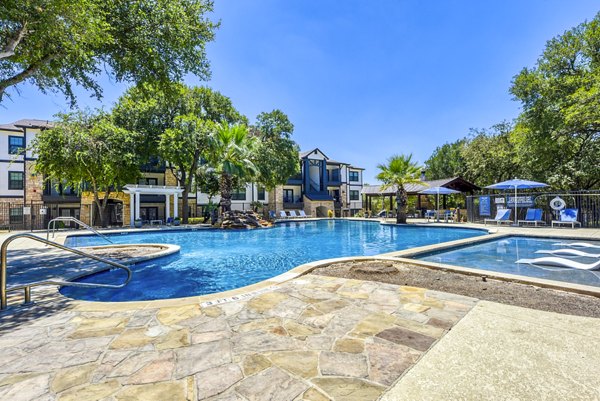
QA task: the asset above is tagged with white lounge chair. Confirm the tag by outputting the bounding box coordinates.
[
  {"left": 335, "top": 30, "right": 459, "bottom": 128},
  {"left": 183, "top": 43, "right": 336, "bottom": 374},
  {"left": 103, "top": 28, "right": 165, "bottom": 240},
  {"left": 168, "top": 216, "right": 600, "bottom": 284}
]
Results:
[
  {"left": 535, "top": 249, "right": 600, "bottom": 258},
  {"left": 516, "top": 257, "right": 600, "bottom": 271},
  {"left": 288, "top": 210, "right": 299, "bottom": 218},
  {"left": 553, "top": 242, "right": 600, "bottom": 249},
  {"left": 298, "top": 210, "right": 311, "bottom": 218},
  {"left": 484, "top": 209, "right": 512, "bottom": 225},
  {"left": 551, "top": 209, "right": 581, "bottom": 228},
  {"left": 279, "top": 210, "right": 288, "bottom": 219}
]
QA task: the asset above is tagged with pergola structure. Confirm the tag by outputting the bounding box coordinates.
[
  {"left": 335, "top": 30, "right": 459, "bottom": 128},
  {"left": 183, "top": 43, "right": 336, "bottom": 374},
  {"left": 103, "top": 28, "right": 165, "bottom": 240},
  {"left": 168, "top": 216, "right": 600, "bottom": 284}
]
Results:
[
  {"left": 361, "top": 177, "right": 480, "bottom": 214},
  {"left": 123, "top": 185, "right": 184, "bottom": 227}
]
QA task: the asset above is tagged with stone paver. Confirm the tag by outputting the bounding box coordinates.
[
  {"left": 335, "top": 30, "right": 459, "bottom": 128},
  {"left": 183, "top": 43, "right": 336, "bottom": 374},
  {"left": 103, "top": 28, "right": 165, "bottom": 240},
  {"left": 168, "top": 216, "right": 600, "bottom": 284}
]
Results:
[{"left": 0, "top": 274, "right": 475, "bottom": 400}]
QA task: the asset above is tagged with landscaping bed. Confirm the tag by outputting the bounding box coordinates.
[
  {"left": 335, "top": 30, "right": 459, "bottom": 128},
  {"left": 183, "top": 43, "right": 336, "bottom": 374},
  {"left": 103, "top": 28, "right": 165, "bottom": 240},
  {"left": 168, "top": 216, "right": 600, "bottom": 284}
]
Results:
[{"left": 312, "top": 260, "right": 600, "bottom": 318}]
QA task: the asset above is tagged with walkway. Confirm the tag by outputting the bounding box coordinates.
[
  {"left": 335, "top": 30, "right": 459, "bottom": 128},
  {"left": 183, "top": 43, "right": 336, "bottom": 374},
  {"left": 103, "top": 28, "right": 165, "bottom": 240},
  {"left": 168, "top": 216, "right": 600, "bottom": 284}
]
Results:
[{"left": 0, "top": 275, "right": 476, "bottom": 400}]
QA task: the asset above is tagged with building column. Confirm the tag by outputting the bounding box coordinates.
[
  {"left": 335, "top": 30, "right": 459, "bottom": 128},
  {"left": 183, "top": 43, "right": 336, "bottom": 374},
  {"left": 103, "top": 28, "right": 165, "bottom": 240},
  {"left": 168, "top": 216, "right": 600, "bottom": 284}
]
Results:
[
  {"left": 129, "top": 192, "right": 135, "bottom": 227},
  {"left": 174, "top": 192, "right": 179, "bottom": 218},
  {"left": 135, "top": 192, "right": 141, "bottom": 220},
  {"left": 165, "top": 193, "right": 170, "bottom": 221}
]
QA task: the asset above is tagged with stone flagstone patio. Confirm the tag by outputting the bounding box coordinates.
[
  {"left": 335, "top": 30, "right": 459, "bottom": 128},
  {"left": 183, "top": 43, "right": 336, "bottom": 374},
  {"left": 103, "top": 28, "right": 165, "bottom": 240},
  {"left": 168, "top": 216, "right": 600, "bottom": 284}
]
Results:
[{"left": 0, "top": 274, "right": 476, "bottom": 400}]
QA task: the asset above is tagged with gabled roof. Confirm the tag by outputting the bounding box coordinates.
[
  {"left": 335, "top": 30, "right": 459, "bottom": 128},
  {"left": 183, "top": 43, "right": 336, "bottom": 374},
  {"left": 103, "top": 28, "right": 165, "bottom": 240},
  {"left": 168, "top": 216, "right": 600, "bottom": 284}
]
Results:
[
  {"left": 299, "top": 148, "right": 329, "bottom": 160},
  {"left": 361, "top": 177, "right": 480, "bottom": 195}
]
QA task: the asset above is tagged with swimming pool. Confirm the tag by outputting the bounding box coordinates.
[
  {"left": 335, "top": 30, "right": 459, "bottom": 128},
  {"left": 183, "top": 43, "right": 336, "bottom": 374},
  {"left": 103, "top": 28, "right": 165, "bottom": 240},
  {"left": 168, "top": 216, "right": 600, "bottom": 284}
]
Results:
[
  {"left": 61, "top": 220, "right": 485, "bottom": 301},
  {"left": 416, "top": 236, "right": 600, "bottom": 287}
]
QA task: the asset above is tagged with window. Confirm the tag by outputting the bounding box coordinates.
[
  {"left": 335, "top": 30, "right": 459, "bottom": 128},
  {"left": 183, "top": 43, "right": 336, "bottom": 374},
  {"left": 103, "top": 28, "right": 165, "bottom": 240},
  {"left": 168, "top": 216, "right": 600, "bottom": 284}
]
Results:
[
  {"left": 8, "top": 171, "right": 24, "bottom": 190},
  {"left": 257, "top": 186, "right": 265, "bottom": 201},
  {"left": 349, "top": 171, "right": 359, "bottom": 182},
  {"left": 350, "top": 190, "right": 360, "bottom": 201},
  {"left": 283, "top": 189, "right": 294, "bottom": 203},
  {"left": 9, "top": 207, "right": 23, "bottom": 224},
  {"left": 231, "top": 188, "right": 246, "bottom": 201},
  {"left": 8, "top": 136, "right": 25, "bottom": 155},
  {"left": 138, "top": 177, "right": 158, "bottom": 185}
]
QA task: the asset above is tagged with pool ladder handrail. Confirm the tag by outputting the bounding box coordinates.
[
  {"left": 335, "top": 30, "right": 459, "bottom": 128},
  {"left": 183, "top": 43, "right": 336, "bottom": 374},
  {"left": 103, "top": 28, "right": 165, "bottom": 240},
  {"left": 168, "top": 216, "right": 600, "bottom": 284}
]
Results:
[
  {"left": 47, "top": 216, "right": 113, "bottom": 244},
  {"left": 0, "top": 233, "right": 132, "bottom": 310}
]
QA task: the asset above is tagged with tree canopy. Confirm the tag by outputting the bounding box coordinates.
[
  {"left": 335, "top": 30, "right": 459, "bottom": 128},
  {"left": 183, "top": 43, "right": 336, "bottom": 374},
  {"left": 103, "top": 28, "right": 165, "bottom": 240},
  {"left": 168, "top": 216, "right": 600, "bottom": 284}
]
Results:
[
  {"left": 0, "top": 0, "right": 217, "bottom": 105},
  {"left": 250, "top": 110, "right": 300, "bottom": 190},
  {"left": 113, "top": 84, "right": 247, "bottom": 222},
  {"left": 510, "top": 12, "right": 600, "bottom": 189},
  {"left": 424, "top": 13, "right": 600, "bottom": 190},
  {"left": 32, "top": 110, "right": 142, "bottom": 226}
]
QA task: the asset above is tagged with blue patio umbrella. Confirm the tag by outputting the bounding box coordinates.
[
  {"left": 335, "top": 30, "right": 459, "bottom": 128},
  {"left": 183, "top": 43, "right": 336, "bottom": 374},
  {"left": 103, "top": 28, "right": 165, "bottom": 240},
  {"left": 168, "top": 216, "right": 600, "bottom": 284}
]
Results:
[
  {"left": 485, "top": 178, "right": 549, "bottom": 225},
  {"left": 419, "top": 186, "right": 461, "bottom": 221}
]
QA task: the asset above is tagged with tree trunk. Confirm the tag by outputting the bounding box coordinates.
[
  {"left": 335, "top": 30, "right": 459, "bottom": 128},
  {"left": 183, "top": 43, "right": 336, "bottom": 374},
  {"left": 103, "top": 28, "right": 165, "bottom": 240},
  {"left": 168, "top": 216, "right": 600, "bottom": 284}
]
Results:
[
  {"left": 93, "top": 193, "right": 107, "bottom": 228},
  {"left": 396, "top": 186, "right": 408, "bottom": 224},
  {"left": 220, "top": 172, "right": 233, "bottom": 213}
]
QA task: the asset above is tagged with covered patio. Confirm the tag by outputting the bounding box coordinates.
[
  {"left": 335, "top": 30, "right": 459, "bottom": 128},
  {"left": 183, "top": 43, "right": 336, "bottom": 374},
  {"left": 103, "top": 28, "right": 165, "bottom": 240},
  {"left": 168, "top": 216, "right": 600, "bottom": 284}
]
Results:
[
  {"left": 361, "top": 177, "right": 480, "bottom": 216},
  {"left": 123, "top": 184, "right": 184, "bottom": 227}
]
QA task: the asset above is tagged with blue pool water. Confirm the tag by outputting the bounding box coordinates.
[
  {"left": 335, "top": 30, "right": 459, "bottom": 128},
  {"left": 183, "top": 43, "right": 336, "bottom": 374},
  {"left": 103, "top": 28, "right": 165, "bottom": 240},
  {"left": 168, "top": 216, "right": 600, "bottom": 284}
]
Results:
[
  {"left": 61, "top": 220, "right": 485, "bottom": 301},
  {"left": 417, "top": 236, "right": 600, "bottom": 287}
]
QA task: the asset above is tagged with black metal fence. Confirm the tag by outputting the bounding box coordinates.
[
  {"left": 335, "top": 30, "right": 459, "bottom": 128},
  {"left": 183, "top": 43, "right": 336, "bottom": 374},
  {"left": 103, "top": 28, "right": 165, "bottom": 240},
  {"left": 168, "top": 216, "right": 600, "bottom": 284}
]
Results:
[
  {"left": 0, "top": 202, "right": 76, "bottom": 231},
  {"left": 466, "top": 191, "right": 600, "bottom": 228}
]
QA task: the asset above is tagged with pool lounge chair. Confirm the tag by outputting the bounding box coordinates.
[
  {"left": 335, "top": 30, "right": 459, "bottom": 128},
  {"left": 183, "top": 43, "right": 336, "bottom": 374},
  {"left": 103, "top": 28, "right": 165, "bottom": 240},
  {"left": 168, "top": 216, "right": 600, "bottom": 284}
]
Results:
[
  {"left": 298, "top": 210, "right": 311, "bottom": 218},
  {"left": 288, "top": 210, "right": 299, "bottom": 219},
  {"left": 484, "top": 209, "right": 512, "bottom": 225},
  {"left": 518, "top": 208, "right": 546, "bottom": 227},
  {"left": 516, "top": 256, "right": 600, "bottom": 271},
  {"left": 551, "top": 209, "right": 581, "bottom": 228},
  {"left": 278, "top": 210, "right": 288, "bottom": 219}
]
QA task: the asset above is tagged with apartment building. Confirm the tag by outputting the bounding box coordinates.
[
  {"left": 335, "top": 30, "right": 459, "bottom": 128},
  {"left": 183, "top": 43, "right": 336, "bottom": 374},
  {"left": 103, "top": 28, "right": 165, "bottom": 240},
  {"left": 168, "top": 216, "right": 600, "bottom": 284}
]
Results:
[
  {"left": 0, "top": 119, "right": 365, "bottom": 227},
  {"left": 267, "top": 148, "right": 364, "bottom": 217}
]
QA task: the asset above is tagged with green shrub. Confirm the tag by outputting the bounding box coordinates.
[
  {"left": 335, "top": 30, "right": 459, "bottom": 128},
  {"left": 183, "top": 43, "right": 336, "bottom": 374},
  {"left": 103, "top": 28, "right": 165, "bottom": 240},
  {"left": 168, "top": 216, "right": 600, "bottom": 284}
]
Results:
[{"left": 187, "top": 217, "right": 204, "bottom": 224}]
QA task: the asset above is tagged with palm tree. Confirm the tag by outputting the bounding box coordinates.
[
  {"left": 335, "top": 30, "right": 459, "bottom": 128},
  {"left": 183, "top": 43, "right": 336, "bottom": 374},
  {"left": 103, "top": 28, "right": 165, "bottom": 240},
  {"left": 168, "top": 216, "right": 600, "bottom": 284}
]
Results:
[
  {"left": 208, "top": 122, "right": 257, "bottom": 213},
  {"left": 376, "top": 154, "right": 422, "bottom": 224}
]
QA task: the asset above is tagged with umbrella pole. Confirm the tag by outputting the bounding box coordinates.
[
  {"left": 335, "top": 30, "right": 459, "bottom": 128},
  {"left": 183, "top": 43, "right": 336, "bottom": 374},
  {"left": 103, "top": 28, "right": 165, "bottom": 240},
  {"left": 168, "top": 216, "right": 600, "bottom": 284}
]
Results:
[
  {"left": 436, "top": 192, "right": 440, "bottom": 222},
  {"left": 514, "top": 186, "right": 518, "bottom": 225}
]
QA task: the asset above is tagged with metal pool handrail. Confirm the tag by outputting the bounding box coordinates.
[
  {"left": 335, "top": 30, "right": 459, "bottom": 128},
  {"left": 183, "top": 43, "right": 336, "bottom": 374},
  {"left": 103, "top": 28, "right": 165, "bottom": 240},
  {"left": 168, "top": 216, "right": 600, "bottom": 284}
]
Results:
[
  {"left": 1, "top": 233, "right": 132, "bottom": 310},
  {"left": 47, "top": 216, "right": 113, "bottom": 244}
]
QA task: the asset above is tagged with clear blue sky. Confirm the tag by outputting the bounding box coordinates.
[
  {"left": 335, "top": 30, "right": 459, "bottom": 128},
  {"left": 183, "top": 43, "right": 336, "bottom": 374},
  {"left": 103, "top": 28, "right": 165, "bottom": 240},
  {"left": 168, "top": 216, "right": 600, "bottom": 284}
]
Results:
[{"left": 1, "top": 1, "right": 598, "bottom": 183}]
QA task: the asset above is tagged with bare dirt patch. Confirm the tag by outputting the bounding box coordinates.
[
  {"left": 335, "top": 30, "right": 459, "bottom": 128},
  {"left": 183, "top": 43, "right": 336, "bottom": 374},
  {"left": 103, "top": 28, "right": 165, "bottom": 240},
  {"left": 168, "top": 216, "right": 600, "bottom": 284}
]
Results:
[{"left": 312, "top": 260, "right": 600, "bottom": 318}]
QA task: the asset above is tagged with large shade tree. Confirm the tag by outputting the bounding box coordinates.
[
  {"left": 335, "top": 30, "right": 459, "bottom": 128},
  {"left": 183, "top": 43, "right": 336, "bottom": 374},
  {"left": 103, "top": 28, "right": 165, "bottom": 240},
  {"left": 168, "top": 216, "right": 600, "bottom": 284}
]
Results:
[
  {"left": 0, "top": 0, "right": 217, "bottom": 105},
  {"left": 376, "top": 154, "right": 422, "bottom": 224},
  {"left": 208, "top": 122, "right": 257, "bottom": 213},
  {"left": 510, "top": 12, "right": 600, "bottom": 189},
  {"left": 113, "top": 84, "right": 245, "bottom": 222},
  {"left": 32, "top": 111, "right": 142, "bottom": 227},
  {"left": 250, "top": 110, "right": 300, "bottom": 190},
  {"left": 159, "top": 115, "right": 213, "bottom": 223}
]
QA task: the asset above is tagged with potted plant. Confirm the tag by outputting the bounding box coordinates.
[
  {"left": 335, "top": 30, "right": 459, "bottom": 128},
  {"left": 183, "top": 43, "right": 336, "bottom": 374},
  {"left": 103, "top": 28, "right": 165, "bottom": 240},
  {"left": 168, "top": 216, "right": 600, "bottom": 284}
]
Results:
[
  {"left": 173, "top": 217, "right": 181, "bottom": 226},
  {"left": 134, "top": 218, "right": 143, "bottom": 228}
]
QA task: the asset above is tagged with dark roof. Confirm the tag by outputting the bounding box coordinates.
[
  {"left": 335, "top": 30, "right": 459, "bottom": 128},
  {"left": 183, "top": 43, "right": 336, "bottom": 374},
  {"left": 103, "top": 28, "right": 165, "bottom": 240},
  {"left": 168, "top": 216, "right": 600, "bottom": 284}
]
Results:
[
  {"left": 0, "top": 123, "right": 21, "bottom": 132},
  {"left": 299, "top": 148, "right": 329, "bottom": 160},
  {"left": 361, "top": 177, "right": 480, "bottom": 195},
  {"left": 13, "top": 119, "right": 54, "bottom": 129},
  {"left": 1, "top": 119, "right": 54, "bottom": 132}
]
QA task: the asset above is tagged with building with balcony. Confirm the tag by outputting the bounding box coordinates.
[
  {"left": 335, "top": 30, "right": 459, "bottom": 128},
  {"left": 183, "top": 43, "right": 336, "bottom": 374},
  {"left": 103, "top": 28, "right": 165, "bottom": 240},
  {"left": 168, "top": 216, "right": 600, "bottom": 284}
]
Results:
[{"left": 268, "top": 148, "right": 364, "bottom": 217}]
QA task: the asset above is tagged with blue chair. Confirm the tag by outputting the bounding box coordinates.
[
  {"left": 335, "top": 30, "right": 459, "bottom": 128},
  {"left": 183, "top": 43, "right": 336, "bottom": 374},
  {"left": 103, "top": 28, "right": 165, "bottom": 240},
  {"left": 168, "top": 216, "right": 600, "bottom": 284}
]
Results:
[
  {"left": 484, "top": 209, "right": 512, "bottom": 225},
  {"left": 551, "top": 209, "right": 581, "bottom": 228},
  {"left": 518, "top": 208, "right": 546, "bottom": 227}
]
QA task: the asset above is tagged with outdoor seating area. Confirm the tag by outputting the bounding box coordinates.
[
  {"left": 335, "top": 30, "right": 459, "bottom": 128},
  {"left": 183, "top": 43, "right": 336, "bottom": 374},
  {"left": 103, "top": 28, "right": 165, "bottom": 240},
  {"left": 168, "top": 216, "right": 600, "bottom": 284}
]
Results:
[{"left": 277, "top": 210, "right": 311, "bottom": 219}]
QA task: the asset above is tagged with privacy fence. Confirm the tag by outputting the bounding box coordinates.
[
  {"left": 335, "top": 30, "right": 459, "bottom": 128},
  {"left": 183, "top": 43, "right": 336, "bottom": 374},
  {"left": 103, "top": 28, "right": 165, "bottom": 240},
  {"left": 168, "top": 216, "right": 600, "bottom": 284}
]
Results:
[{"left": 466, "top": 191, "right": 600, "bottom": 228}]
